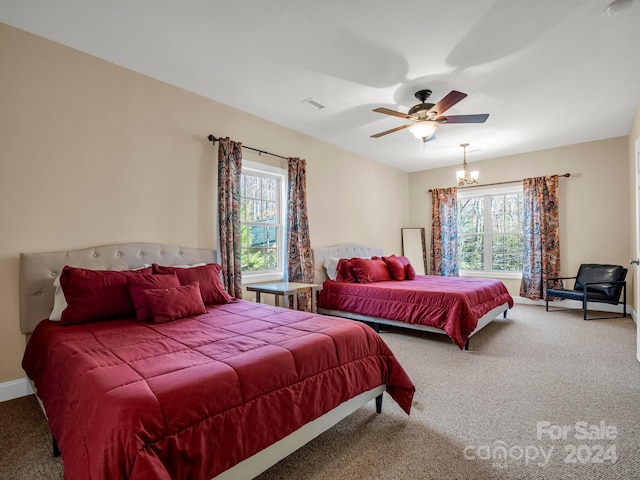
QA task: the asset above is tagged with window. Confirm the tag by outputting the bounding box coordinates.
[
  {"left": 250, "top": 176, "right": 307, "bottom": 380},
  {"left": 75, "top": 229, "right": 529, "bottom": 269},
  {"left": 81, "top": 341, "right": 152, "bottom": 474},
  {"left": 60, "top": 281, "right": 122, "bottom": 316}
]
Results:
[
  {"left": 457, "top": 185, "right": 524, "bottom": 276},
  {"left": 240, "top": 161, "right": 287, "bottom": 282}
]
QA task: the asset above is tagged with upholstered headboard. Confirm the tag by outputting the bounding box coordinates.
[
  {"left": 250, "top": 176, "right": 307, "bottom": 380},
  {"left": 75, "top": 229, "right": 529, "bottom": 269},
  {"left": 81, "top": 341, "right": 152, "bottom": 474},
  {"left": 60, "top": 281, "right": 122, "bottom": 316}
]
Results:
[
  {"left": 313, "top": 243, "right": 384, "bottom": 282},
  {"left": 19, "top": 242, "right": 216, "bottom": 334}
]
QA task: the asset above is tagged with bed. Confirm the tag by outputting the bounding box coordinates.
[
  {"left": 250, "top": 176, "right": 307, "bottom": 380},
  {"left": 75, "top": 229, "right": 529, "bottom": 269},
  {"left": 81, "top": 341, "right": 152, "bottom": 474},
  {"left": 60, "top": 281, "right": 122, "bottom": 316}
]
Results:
[
  {"left": 19, "top": 242, "right": 415, "bottom": 480},
  {"left": 313, "top": 244, "right": 514, "bottom": 350}
]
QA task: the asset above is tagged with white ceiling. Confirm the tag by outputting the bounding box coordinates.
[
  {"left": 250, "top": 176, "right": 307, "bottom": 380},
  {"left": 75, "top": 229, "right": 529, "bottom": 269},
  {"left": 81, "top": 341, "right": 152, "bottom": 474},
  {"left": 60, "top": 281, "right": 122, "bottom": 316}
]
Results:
[{"left": 2, "top": 0, "right": 640, "bottom": 172}]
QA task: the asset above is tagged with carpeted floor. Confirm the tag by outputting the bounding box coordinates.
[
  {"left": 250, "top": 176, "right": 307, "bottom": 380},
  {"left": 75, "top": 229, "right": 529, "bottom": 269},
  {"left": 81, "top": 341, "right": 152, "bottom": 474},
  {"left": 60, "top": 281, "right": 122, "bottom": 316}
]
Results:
[
  {"left": 1, "top": 304, "right": 639, "bottom": 479},
  {"left": 0, "top": 393, "right": 63, "bottom": 479}
]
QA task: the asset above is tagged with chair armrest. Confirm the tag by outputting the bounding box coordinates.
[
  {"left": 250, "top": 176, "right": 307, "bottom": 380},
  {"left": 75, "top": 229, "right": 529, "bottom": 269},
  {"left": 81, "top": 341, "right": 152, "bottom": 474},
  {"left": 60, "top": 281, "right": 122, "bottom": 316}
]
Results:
[{"left": 581, "top": 280, "right": 626, "bottom": 300}]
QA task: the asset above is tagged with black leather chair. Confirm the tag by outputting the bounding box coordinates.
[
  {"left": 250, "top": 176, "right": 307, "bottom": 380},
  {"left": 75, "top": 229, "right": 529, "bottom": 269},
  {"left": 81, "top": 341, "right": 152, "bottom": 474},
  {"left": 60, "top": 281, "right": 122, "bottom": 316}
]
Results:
[{"left": 545, "top": 264, "right": 627, "bottom": 320}]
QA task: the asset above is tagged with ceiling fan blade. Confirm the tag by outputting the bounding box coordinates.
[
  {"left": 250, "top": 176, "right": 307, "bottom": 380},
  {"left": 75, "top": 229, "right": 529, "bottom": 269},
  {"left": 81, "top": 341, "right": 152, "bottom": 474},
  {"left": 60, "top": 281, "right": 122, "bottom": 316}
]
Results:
[
  {"left": 427, "top": 90, "right": 467, "bottom": 116},
  {"left": 437, "top": 114, "right": 489, "bottom": 124},
  {"left": 373, "top": 107, "right": 413, "bottom": 119},
  {"left": 370, "top": 124, "right": 412, "bottom": 138}
]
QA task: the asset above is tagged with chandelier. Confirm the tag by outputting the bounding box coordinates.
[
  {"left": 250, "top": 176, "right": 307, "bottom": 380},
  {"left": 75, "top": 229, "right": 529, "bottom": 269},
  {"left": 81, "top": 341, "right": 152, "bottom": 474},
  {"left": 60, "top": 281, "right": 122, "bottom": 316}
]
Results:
[{"left": 456, "top": 143, "right": 479, "bottom": 186}]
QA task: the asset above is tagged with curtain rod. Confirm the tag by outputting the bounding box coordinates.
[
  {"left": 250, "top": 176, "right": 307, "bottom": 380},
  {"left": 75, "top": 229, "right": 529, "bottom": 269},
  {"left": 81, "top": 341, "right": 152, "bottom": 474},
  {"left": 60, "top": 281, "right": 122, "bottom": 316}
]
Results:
[
  {"left": 428, "top": 173, "right": 571, "bottom": 192},
  {"left": 207, "top": 134, "right": 288, "bottom": 160}
]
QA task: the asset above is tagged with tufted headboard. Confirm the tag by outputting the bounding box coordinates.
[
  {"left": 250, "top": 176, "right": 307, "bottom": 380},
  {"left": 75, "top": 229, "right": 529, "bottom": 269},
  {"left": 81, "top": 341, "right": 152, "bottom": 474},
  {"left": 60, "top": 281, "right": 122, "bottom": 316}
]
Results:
[
  {"left": 312, "top": 243, "right": 384, "bottom": 282},
  {"left": 19, "top": 242, "right": 216, "bottom": 334}
]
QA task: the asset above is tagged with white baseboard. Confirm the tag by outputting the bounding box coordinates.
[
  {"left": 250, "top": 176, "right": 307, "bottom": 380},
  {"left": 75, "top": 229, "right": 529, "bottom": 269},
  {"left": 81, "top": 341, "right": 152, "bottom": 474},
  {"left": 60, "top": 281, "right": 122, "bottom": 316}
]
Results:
[
  {"left": 0, "top": 378, "right": 34, "bottom": 403},
  {"left": 513, "top": 296, "right": 631, "bottom": 317}
]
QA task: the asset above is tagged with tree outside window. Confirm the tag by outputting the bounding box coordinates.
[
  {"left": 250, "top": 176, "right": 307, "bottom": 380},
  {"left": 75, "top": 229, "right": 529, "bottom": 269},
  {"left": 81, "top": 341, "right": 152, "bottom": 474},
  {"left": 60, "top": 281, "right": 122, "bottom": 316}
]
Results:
[
  {"left": 239, "top": 162, "right": 286, "bottom": 281},
  {"left": 457, "top": 187, "right": 523, "bottom": 273}
]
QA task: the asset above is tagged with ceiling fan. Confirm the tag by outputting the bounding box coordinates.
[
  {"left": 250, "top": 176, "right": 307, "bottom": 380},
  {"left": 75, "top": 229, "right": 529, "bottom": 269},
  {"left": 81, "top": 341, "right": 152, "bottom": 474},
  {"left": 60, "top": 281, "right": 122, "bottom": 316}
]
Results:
[{"left": 371, "top": 89, "right": 489, "bottom": 142}]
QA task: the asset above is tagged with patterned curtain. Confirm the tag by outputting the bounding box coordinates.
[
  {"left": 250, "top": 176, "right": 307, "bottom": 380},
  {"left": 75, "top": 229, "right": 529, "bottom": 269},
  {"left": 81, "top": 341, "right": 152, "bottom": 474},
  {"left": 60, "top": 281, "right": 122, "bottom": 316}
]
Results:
[
  {"left": 217, "top": 138, "right": 243, "bottom": 299},
  {"left": 520, "top": 175, "right": 562, "bottom": 300},
  {"left": 430, "top": 187, "right": 458, "bottom": 276},
  {"left": 286, "top": 157, "right": 314, "bottom": 311}
]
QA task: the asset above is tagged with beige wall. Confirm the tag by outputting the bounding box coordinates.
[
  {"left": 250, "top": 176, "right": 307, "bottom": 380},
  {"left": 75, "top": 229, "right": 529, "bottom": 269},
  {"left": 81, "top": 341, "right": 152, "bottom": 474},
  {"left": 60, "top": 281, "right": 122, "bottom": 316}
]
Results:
[
  {"left": 628, "top": 100, "right": 640, "bottom": 311},
  {"left": 409, "top": 137, "right": 631, "bottom": 297},
  {"left": 0, "top": 23, "right": 409, "bottom": 383}
]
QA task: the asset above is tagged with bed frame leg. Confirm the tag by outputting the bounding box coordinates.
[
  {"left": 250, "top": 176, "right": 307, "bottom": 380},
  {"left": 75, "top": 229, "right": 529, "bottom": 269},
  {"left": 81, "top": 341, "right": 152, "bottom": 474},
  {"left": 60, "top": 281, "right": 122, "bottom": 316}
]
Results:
[
  {"left": 366, "top": 321, "right": 380, "bottom": 333},
  {"left": 52, "top": 436, "right": 60, "bottom": 457},
  {"left": 503, "top": 310, "right": 507, "bottom": 318},
  {"left": 375, "top": 393, "right": 383, "bottom": 413},
  {"left": 464, "top": 339, "right": 470, "bottom": 351}
]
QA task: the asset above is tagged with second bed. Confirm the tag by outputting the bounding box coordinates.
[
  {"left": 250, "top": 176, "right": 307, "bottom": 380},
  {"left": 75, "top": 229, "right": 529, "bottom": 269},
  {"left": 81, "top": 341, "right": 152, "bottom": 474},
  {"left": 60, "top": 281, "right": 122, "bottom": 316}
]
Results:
[{"left": 314, "top": 244, "right": 514, "bottom": 350}]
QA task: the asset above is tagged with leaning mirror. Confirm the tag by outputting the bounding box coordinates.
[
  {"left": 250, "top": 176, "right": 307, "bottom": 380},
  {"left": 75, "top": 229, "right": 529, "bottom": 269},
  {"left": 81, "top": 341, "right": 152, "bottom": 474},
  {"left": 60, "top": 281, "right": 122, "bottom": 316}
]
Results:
[{"left": 401, "top": 228, "right": 427, "bottom": 275}]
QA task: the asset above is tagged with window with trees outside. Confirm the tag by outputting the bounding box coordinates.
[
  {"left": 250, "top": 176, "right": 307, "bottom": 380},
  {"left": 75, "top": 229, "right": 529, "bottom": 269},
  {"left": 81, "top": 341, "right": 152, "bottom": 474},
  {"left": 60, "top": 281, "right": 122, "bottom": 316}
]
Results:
[
  {"left": 457, "top": 185, "right": 524, "bottom": 277},
  {"left": 240, "top": 161, "right": 287, "bottom": 282}
]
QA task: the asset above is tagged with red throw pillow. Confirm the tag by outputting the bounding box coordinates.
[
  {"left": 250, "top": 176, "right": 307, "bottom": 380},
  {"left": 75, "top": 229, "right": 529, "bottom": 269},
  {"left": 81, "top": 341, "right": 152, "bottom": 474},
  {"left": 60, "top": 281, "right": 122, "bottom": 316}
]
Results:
[
  {"left": 405, "top": 263, "right": 416, "bottom": 280},
  {"left": 60, "top": 266, "right": 153, "bottom": 324},
  {"left": 383, "top": 255, "right": 406, "bottom": 280},
  {"left": 145, "top": 282, "right": 207, "bottom": 324},
  {"left": 336, "top": 258, "right": 357, "bottom": 283},
  {"left": 152, "top": 263, "right": 235, "bottom": 305},
  {"left": 128, "top": 274, "right": 181, "bottom": 321},
  {"left": 395, "top": 255, "right": 417, "bottom": 280},
  {"left": 396, "top": 256, "right": 411, "bottom": 266},
  {"left": 350, "top": 257, "right": 392, "bottom": 283}
]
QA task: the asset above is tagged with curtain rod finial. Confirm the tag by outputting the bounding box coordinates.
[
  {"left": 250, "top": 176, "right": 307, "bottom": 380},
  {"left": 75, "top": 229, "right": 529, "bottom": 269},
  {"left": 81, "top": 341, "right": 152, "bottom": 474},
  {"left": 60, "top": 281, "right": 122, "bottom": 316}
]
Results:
[{"left": 207, "top": 134, "right": 217, "bottom": 143}]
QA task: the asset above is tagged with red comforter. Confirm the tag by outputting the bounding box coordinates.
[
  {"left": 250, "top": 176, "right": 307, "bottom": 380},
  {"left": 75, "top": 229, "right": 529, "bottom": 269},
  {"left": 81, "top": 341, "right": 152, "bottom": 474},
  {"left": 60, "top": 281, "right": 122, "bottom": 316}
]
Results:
[
  {"left": 318, "top": 275, "right": 514, "bottom": 349},
  {"left": 22, "top": 301, "right": 414, "bottom": 480}
]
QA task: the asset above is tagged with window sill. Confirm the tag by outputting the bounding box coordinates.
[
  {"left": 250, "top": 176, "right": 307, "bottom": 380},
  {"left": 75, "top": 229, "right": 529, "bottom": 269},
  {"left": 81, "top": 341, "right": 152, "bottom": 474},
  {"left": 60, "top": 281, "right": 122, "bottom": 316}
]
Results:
[
  {"left": 242, "top": 272, "right": 284, "bottom": 285},
  {"left": 459, "top": 270, "right": 522, "bottom": 280}
]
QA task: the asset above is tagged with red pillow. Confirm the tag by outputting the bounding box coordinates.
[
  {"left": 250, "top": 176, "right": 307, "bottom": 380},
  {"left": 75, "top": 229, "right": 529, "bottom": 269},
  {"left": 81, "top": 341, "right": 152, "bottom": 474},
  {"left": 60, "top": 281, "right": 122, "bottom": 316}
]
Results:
[
  {"left": 336, "top": 259, "right": 357, "bottom": 283},
  {"left": 395, "top": 256, "right": 411, "bottom": 265},
  {"left": 152, "top": 263, "right": 235, "bottom": 305},
  {"left": 128, "top": 273, "right": 181, "bottom": 321},
  {"left": 405, "top": 263, "right": 416, "bottom": 280},
  {"left": 382, "top": 255, "right": 406, "bottom": 281},
  {"left": 144, "top": 282, "right": 207, "bottom": 324},
  {"left": 350, "top": 258, "right": 392, "bottom": 283},
  {"left": 60, "top": 266, "right": 153, "bottom": 324},
  {"left": 396, "top": 256, "right": 417, "bottom": 280}
]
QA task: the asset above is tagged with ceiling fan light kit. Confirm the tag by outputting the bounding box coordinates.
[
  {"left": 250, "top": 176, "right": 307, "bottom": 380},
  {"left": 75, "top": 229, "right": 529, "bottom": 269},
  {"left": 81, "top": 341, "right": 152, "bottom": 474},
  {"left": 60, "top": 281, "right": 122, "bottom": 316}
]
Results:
[
  {"left": 456, "top": 143, "right": 479, "bottom": 187},
  {"left": 408, "top": 121, "right": 439, "bottom": 141}
]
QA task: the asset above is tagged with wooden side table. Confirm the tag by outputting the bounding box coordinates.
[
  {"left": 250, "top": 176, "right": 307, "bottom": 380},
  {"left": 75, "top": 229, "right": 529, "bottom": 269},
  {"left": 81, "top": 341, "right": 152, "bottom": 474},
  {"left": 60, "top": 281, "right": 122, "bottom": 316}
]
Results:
[{"left": 246, "top": 282, "right": 323, "bottom": 312}]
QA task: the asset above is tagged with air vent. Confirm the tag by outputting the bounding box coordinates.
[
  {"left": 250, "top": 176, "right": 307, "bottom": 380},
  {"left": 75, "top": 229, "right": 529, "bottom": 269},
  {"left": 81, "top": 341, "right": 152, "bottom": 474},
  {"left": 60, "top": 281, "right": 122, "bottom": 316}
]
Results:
[{"left": 302, "top": 98, "right": 325, "bottom": 110}]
